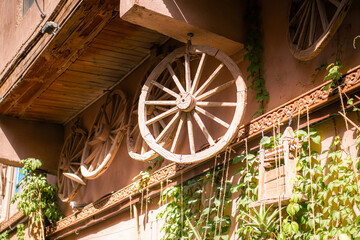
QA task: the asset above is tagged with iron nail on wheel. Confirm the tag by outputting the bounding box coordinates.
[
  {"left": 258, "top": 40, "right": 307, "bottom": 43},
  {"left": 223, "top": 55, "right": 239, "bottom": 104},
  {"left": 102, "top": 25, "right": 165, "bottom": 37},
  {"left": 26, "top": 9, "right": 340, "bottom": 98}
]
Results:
[
  {"left": 81, "top": 89, "right": 128, "bottom": 179},
  {"left": 57, "top": 126, "right": 87, "bottom": 202},
  {"left": 288, "top": 0, "right": 352, "bottom": 61},
  {"left": 138, "top": 45, "right": 247, "bottom": 164}
]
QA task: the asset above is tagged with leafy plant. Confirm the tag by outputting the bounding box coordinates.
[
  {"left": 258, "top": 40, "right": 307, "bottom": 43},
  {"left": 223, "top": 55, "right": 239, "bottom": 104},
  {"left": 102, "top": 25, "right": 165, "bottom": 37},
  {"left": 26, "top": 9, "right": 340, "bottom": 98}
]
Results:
[
  {"left": 0, "top": 231, "right": 8, "bottom": 240},
  {"left": 243, "top": 0, "right": 269, "bottom": 116},
  {"left": 238, "top": 205, "right": 280, "bottom": 239},
  {"left": 323, "top": 60, "right": 343, "bottom": 90},
  {"left": 17, "top": 223, "right": 25, "bottom": 240},
  {"left": 133, "top": 166, "right": 152, "bottom": 191},
  {"left": 157, "top": 166, "right": 232, "bottom": 240},
  {"left": 11, "top": 158, "right": 62, "bottom": 240}
]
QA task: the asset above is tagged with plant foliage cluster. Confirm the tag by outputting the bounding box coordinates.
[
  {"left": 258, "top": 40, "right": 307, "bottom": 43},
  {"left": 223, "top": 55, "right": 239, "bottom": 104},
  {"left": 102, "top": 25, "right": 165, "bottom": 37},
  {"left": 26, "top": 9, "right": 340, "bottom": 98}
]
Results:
[
  {"left": 234, "top": 125, "right": 360, "bottom": 239},
  {"left": 157, "top": 166, "right": 233, "bottom": 240},
  {"left": 10, "top": 158, "right": 62, "bottom": 240},
  {"left": 243, "top": 0, "right": 269, "bottom": 116}
]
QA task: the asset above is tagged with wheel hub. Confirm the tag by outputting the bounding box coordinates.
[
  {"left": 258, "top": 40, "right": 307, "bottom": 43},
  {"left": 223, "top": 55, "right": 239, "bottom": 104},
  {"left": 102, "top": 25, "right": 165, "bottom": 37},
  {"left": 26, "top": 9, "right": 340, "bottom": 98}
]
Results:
[{"left": 176, "top": 92, "right": 196, "bottom": 112}]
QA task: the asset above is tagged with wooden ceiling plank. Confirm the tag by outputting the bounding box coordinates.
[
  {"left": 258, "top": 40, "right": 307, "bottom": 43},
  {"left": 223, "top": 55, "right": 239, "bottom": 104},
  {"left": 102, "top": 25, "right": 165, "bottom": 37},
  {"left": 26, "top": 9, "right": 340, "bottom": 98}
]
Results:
[{"left": 17, "top": 3, "right": 118, "bottom": 118}]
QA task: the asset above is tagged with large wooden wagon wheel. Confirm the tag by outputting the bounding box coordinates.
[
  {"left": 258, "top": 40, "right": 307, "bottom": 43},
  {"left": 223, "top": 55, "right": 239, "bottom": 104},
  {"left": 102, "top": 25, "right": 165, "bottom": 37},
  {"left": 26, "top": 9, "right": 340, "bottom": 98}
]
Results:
[
  {"left": 57, "top": 126, "right": 87, "bottom": 202},
  {"left": 81, "top": 89, "right": 128, "bottom": 179},
  {"left": 138, "top": 45, "right": 246, "bottom": 164},
  {"left": 288, "top": 0, "right": 351, "bottom": 61}
]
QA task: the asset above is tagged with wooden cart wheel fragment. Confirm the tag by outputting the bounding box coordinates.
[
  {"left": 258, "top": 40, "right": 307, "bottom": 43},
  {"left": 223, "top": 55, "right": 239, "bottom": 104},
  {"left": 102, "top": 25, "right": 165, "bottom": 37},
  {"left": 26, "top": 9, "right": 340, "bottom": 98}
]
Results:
[
  {"left": 138, "top": 45, "right": 247, "bottom": 164},
  {"left": 127, "top": 59, "right": 183, "bottom": 162},
  {"left": 57, "top": 127, "right": 87, "bottom": 202},
  {"left": 288, "top": 0, "right": 351, "bottom": 61},
  {"left": 81, "top": 89, "right": 128, "bottom": 179}
]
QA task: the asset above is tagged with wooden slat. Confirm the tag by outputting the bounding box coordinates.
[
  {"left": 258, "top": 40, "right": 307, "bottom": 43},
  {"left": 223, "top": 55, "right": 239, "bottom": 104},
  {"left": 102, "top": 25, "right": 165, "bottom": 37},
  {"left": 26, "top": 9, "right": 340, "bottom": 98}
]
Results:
[{"left": 264, "top": 166, "right": 285, "bottom": 183}]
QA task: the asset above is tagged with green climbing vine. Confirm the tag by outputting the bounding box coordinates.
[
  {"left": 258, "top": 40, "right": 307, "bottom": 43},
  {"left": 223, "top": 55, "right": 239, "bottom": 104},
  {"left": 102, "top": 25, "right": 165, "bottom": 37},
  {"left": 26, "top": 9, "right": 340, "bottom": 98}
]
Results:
[
  {"left": 243, "top": 0, "right": 269, "bottom": 116},
  {"left": 323, "top": 60, "right": 343, "bottom": 90},
  {"left": 157, "top": 165, "right": 233, "bottom": 240},
  {"left": 234, "top": 125, "right": 360, "bottom": 240}
]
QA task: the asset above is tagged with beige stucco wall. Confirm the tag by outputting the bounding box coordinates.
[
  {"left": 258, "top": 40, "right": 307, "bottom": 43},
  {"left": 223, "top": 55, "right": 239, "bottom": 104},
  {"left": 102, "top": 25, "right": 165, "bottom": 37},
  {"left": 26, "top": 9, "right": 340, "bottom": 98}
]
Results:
[{"left": 0, "top": 0, "right": 61, "bottom": 77}]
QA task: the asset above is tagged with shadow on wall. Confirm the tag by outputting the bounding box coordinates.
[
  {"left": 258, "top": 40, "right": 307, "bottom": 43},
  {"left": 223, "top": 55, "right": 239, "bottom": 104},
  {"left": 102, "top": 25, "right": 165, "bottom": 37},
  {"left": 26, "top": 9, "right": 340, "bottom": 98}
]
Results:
[{"left": 0, "top": 115, "right": 64, "bottom": 173}]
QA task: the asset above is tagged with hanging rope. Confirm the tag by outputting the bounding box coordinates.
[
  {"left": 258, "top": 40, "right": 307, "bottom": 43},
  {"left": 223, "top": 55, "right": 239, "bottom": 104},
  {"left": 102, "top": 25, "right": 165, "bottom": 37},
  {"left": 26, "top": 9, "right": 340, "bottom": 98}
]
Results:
[
  {"left": 160, "top": 181, "right": 163, "bottom": 206},
  {"left": 338, "top": 86, "right": 349, "bottom": 131},
  {"left": 140, "top": 189, "right": 144, "bottom": 216},
  {"left": 277, "top": 120, "right": 282, "bottom": 233},
  {"left": 218, "top": 147, "right": 232, "bottom": 236},
  {"left": 306, "top": 106, "right": 316, "bottom": 236},
  {"left": 203, "top": 155, "right": 219, "bottom": 239},
  {"left": 180, "top": 171, "right": 184, "bottom": 239},
  {"left": 130, "top": 195, "right": 133, "bottom": 219},
  {"left": 214, "top": 150, "right": 228, "bottom": 236}
]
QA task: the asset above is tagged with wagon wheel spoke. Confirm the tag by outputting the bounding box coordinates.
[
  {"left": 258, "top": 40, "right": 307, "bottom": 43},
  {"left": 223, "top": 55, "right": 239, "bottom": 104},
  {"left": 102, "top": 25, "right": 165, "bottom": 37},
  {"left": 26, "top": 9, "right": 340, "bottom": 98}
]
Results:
[
  {"left": 167, "top": 64, "right": 185, "bottom": 93},
  {"left": 170, "top": 113, "right": 186, "bottom": 152},
  {"left": 145, "top": 100, "right": 177, "bottom": 105},
  {"left": 197, "top": 101, "right": 237, "bottom": 107},
  {"left": 298, "top": 1, "right": 312, "bottom": 49},
  {"left": 328, "top": 0, "right": 340, "bottom": 7},
  {"left": 146, "top": 107, "right": 178, "bottom": 126},
  {"left": 156, "top": 111, "right": 180, "bottom": 143},
  {"left": 194, "top": 63, "right": 224, "bottom": 97},
  {"left": 196, "top": 80, "right": 235, "bottom": 101},
  {"left": 186, "top": 112, "right": 196, "bottom": 154},
  {"left": 293, "top": 1, "right": 311, "bottom": 43},
  {"left": 190, "top": 53, "right": 207, "bottom": 94},
  {"left": 192, "top": 111, "right": 215, "bottom": 146},
  {"left": 195, "top": 106, "right": 230, "bottom": 128},
  {"left": 308, "top": 1, "right": 317, "bottom": 46},
  {"left": 151, "top": 80, "right": 179, "bottom": 99},
  {"left": 289, "top": 0, "right": 309, "bottom": 26},
  {"left": 316, "top": 0, "right": 328, "bottom": 31},
  {"left": 84, "top": 145, "right": 101, "bottom": 165}
]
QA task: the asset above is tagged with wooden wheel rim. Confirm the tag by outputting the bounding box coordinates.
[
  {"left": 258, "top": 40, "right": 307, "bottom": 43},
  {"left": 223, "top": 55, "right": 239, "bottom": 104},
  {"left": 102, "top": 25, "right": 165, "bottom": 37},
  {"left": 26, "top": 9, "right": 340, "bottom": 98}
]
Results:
[
  {"left": 138, "top": 45, "right": 247, "bottom": 164},
  {"left": 81, "top": 89, "right": 127, "bottom": 179},
  {"left": 57, "top": 127, "right": 87, "bottom": 202},
  {"left": 288, "top": 0, "right": 351, "bottom": 61},
  {"left": 127, "top": 98, "right": 158, "bottom": 161}
]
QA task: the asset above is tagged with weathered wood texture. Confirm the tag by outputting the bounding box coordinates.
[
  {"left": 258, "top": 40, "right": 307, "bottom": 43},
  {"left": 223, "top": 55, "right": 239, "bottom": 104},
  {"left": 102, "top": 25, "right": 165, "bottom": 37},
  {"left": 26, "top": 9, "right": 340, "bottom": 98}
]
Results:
[{"left": 0, "top": 0, "right": 167, "bottom": 124}]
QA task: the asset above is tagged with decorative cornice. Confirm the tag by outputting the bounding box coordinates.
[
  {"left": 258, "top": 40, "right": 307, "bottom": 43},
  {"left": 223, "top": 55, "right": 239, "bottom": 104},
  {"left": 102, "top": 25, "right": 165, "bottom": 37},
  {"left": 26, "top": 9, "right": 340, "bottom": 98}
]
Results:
[
  {"left": 236, "top": 66, "right": 360, "bottom": 140},
  {"left": 46, "top": 65, "right": 360, "bottom": 237},
  {"left": 46, "top": 163, "right": 188, "bottom": 236}
]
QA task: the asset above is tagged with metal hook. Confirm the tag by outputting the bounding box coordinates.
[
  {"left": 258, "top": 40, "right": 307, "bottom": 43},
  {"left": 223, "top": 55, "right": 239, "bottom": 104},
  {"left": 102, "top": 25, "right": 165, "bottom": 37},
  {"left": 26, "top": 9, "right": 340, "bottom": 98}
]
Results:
[
  {"left": 261, "top": 128, "right": 264, "bottom": 138},
  {"left": 288, "top": 113, "right": 293, "bottom": 126},
  {"left": 186, "top": 33, "right": 194, "bottom": 55}
]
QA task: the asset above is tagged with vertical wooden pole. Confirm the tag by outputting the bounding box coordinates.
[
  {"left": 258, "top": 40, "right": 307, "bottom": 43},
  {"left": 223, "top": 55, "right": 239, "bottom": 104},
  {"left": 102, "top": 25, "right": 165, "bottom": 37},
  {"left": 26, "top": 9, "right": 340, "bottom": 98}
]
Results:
[
  {"left": 258, "top": 147, "right": 265, "bottom": 201},
  {"left": 283, "top": 127, "right": 294, "bottom": 197}
]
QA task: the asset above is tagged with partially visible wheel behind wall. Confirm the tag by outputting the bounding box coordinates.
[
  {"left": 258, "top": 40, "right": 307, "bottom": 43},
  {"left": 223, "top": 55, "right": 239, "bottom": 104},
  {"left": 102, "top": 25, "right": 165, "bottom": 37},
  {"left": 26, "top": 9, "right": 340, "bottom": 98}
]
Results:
[
  {"left": 81, "top": 89, "right": 128, "bottom": 179},
  {"left": 288, "top": 0, "right": 352, "bottom": 61},
  {"left": 138, "top": 45, "right": 247, "bottom": 164},
  {"left": 57, "top": 126, "right": 87, "bottom": 202}
]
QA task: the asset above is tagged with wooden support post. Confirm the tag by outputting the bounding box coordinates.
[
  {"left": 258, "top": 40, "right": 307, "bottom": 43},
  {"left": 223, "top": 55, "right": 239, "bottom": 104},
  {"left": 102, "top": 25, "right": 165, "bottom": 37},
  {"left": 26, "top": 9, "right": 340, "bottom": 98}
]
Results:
[
  {"left": 258, "top": 147, "right": 265, "bottom": 201},
  {"left": 283, "top": 127, "right": 294, "bottom": 197}
]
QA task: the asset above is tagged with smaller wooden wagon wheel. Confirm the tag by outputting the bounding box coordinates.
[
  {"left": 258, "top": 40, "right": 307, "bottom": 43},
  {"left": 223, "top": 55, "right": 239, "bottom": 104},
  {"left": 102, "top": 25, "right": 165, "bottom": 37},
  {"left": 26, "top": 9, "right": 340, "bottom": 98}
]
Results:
[
  {"left": 57, "top": 126, "right": 87, "bottom": 202},
  {"left": 81, "top": 89, "right": 128, "bottom": 179},
  {"left": 138, "top": 45, "right": 247, "bottom": 164},
  {"left": 127, "top": 59, "right": 182, "bottom": 161},
  {"left": 288, "top": 0, "right": 352, "bottom": 61}
]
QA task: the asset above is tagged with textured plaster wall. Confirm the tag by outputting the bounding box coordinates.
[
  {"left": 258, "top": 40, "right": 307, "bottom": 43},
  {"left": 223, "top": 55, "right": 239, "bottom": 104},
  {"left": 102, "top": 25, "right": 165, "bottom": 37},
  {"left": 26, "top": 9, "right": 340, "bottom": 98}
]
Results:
[{"left": 0, "top": 0, "right": 60, "bottom": 76}]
